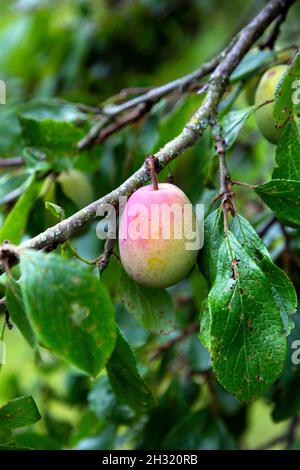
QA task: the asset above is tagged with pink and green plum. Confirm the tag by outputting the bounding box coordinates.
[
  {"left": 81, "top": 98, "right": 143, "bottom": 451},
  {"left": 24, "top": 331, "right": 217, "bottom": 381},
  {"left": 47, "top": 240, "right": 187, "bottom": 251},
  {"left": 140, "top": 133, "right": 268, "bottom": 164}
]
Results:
[{"left": 119, "top": 183, "right": 200, "bottom": 288}]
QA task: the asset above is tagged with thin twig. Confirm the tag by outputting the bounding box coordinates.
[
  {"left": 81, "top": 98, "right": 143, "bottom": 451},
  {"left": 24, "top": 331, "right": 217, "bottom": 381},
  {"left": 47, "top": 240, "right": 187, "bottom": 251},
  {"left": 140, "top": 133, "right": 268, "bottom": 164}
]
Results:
[
  {"left": 77, "top": 35, "right": 240, "bottom": 151},
  {"left": 231, "top": 179, "right": 255, "bottom": 189},
  {"left": 259, "top": 8, "right": 289, "bottom": 50},
  {"left": 94, "top": 102, "right": 150, "bottom": 146},
  {"left": 97, "top": 238, "right": 115, "bottom": 274},
  {"left": 258, "top": 215, "right": 277, "bottom": 237},
  {"left": 211, "top": 117, "right": 236, "bottom": 232}
]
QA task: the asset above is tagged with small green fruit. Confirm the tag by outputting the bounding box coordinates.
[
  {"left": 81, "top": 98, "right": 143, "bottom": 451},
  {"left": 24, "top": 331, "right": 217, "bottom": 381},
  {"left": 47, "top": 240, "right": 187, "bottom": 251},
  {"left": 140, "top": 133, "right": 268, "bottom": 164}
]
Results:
[
  {"left": 254, "top": 65, "right": 287, "bottom": 144},
  {"left": 58, "top": 169, "right": 94, "bottom": 209}
]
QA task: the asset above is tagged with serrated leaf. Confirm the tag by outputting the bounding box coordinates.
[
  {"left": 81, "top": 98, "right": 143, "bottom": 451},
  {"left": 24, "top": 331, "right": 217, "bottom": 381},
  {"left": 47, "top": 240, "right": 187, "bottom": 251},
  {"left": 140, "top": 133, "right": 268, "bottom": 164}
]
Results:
[
  {"left": 106, "top": 329, "right": 155, "bottom": 413},
  {"left": 274, "top": 51, "right": 300, "bottom": 127},
  {"left": 230, "top": 214, "right": 296, "bottom": 335},
  {"left": 19, "top": 116, "right": 84, "bottom": 152},
  {"left": 6, "top": 279, "right": 36, "bottom": 348},
  {"left": 119, "top": 269, "right": 175, "bottom": 335},
  {"left": 199, "top": 209, "right": 224, "bottom": 285},
  {"left": 0, "top": 396, "right": 41, "bottom": 430},
  {"left": 0, "top": 173, "right": 41, "bottom": 244},
  {"left": 207, "top": 232, "right": 287, "bottom": 401},
  {"left": 255, "top": 179, "right": 300, "bottom": 226},
  {"left": 272, "top": 120, "right": 300, "bottom": 180},
  {"left": 19, "top": 250, "right": 116, "bottom": 376}
]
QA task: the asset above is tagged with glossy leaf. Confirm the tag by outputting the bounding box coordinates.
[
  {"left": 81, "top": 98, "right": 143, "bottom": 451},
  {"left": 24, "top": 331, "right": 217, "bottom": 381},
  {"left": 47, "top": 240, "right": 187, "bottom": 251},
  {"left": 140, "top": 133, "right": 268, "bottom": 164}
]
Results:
[
  {"left": 19, "top": 250, "right": 116, "bottom": 376},
  {"left": 207, "top": 232, "right": 287, "bottom": 401}
]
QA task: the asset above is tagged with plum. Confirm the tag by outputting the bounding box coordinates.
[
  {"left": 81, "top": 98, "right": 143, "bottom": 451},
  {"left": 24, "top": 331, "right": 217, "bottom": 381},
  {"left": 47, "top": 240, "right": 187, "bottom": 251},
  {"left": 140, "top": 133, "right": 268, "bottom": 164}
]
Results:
[{"left": 119, "top": 183, "right": 200, "bottom": 288}]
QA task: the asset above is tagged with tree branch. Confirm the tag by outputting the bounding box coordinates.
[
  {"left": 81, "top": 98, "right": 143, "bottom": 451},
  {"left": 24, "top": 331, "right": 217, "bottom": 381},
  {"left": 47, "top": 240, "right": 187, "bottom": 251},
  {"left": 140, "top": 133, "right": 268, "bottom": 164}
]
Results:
[
  {"left": 0, "top": 0, "right": 295, "bottom": 272},
  {"left": 77, "top": 35, "right": 240, "bottom": 150},
  {"left": 259, "top": 5, "right": 289, "bottom": 50}
]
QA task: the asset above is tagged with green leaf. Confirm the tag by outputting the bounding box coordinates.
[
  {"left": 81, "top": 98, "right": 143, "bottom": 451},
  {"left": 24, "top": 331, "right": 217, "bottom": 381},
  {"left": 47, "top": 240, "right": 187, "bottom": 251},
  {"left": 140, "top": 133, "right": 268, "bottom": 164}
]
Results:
[
  {"left": 88, "top": 375, "right": 134, "bottom": 424},
  {"left": 230, "top": 214, "right": 296, "bottom": 335},
  {"left": 6, "top": 279, "right": 37, "bottom": 348},
  {"left": 19, "top": 250, "right": 116, "bottom": 376},
  {"left": 221, "top": 107, "right": 255, "bottom": 149},
  {"left": 274, "top": 51, "right": 300, "bottom": 127},
  {"left": 0, "top": 396, "right": 41, "bottom": 430},
  {"left": 255, "top": 179, "right": 300, "bottom": 226},
  {"left": 0, "top": 173, "right": 41, "bottom": 244},
  {"left": 230, "top": 49, "right": 275, "bottom": 83},
  {"left": 199, "top": 209, "right": 224, "bottom": 285},
  {"left": 106, "top": 329, "right": 155, "bottom": 413},
  {"left": 119, "top": 269, "right": 175, "bottom": 335},
  {"left": 272, "top": 120, "right": 300, "bottom": 180},
  {"left": 207, "top": 232, "right": 287, "bottom": 401},
  {"left": 19, "top": 116, "right": 84, "bottom": 152},
  {"left": 44, "top": 201, "right": 65, "bottom": 221},
  {"left": 163, "top": 409, "right": 235, "bottom": 450}
]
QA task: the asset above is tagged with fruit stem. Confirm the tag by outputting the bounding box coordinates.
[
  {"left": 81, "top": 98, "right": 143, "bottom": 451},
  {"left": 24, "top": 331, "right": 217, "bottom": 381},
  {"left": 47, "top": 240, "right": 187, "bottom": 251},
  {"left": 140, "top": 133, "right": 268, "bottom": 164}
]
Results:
[{"left": 146, "top": 155, "right": 159, "bottom": 190}]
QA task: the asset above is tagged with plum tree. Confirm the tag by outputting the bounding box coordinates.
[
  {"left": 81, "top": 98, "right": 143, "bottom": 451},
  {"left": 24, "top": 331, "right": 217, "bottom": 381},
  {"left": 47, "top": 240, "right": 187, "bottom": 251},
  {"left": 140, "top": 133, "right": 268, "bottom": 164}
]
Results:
[
  {"left": 254, "top": 64, "right": 287, "bottom": 144},
  {"left": 119, "top": 183, "right": 200, "bottom": 288}
]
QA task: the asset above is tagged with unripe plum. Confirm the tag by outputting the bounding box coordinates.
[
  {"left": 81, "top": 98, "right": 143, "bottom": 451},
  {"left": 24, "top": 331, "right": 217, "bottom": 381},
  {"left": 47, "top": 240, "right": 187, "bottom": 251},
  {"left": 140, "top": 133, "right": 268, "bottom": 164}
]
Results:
[
  {"left": 254, "top": 65, "right": 287, "bottom": 144},
  {"left": 58, "top": 169, "right": 94, "bottom": 209},
  {"left": 119, "top": 183, "right": 200, "bottom": 288}
]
